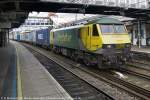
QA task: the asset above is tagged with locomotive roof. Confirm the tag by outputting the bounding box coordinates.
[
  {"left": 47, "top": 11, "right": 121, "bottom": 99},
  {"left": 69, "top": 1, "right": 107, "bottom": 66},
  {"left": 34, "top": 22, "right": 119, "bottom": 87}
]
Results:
[
  {"left": 51, "top": 18, "right": 123, "bottom": 32},
  {"left": 51, "top": 25, "right": 84, "bottom": 32},
  {"left": 86, "top": 17, "right": 123, "bottom": 25}
]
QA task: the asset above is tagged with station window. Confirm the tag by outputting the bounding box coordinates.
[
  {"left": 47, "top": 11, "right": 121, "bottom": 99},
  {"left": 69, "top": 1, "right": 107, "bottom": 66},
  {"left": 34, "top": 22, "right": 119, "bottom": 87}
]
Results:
[{"left": 93, "top": 24, "right": 99, "bottom": 36}]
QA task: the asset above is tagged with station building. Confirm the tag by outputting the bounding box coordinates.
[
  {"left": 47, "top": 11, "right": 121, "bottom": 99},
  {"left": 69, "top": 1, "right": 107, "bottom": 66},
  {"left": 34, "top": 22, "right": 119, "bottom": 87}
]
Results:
[{"left": 125, "top": 20, "right": 150, "bottom": 46}]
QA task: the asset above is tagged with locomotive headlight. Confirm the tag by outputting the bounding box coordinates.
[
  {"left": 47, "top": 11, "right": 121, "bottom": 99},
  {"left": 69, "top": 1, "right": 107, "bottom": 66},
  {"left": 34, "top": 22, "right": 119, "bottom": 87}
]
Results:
[
  {"left": 107, "top": 45, "right": 112, "bottom": 48},
  {"left": 103, "top": 44, "right": 114, "bottom": 49},
  {"left": 125, "top": 44, "right": 131, "bottom": 48}
]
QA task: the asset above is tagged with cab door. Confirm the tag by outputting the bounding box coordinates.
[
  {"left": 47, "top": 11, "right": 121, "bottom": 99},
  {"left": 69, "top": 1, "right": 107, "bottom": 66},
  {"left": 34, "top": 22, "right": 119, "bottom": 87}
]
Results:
[
  {"left": 86, "top": 26, "right": 91, "bottom": 49},
  {"left": 90, "top": 24, "right": 101, "bottom": 51},
  {"left": 80, "top": 26, "right": 91, "bottom": 50}
]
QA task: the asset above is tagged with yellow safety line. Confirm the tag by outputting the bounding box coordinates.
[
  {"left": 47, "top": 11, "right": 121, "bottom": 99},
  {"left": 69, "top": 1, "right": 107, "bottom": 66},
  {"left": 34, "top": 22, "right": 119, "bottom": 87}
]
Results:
[{"left": 16, "top": 47, "right": 23, "bottom": 100}]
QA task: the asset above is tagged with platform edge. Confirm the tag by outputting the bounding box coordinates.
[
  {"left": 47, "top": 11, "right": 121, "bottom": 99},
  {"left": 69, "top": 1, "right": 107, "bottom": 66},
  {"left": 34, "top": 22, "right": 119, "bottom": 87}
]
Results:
[{"left": 16, "top": 47, "right": 23, "bottom": 100}]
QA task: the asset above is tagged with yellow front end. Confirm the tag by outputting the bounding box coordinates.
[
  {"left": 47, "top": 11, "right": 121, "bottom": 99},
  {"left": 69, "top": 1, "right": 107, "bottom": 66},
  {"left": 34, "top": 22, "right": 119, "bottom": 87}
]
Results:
[
  {"left": 80, "top": 18, "right": 132, "bottom": 68},
  {"left": 80, "top": 24, "right": 131, "bottom": 51},
  {"left": 102, "top": 34, "right": 130, "bottom": 45},
  {"left": 98, "top": 24, "right": 131, "bottom": 49},
  {"left": 97, "top": 24, "right": 131, "bottom": 65},
  {"left": 101, "top": 34, "right": 131, "bottom": 49}
]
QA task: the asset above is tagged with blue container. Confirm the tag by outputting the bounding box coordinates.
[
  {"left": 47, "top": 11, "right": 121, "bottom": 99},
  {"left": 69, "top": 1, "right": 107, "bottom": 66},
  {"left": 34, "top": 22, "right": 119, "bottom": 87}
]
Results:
[
  {"left": 28, "top": 32, "right": 33, "bottom": 42},
  {"left": 16, "top": 34, "right": 20, "bottom": 41},
  {"left": 24, "top": 33, "right": 29, "bottom": 42},
  {"left": 21, "top": 34, "right": 26, "bottom": 41},
  {"left": 36, "top": 28, "right": 50, "bottom": 47}
]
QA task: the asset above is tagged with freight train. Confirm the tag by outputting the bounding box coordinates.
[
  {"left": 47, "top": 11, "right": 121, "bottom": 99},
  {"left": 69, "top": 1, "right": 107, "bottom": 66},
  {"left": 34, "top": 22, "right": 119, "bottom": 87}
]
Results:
[{"left": 13, "top": 17, "right": 131, "bottom": 69}]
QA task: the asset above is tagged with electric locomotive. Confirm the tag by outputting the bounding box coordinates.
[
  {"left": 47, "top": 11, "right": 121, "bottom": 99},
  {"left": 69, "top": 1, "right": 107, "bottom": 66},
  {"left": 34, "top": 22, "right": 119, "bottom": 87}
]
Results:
[{"left": 52, "top": 17, "right": 131, "bottom": 69}]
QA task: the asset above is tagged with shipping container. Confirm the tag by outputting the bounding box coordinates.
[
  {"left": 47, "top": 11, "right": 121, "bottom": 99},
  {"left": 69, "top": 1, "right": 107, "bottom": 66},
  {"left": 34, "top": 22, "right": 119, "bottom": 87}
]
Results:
[
  {"left": 32, "top": 31, "right": 37, "bottom": 43},
  {"left": 13, "top": 33, "right": 17, "bottom": 40},
  {"left": 36, "top": 28, "right": 50, "bottom": 47},
  {"left": 24, "top": 32, "right": 29, "bottom": 42},
  {"left": 13, "top": 32, "right": 20, "bottom": 41},
  {"left": 20, "top": 34, "right": 25, "bottom": 41},
  {"left": 28, "top": 32, "right": 33, "bottom": 42},
  {"left": 16, "top": 34, "right": 20, "bottom": 41}
]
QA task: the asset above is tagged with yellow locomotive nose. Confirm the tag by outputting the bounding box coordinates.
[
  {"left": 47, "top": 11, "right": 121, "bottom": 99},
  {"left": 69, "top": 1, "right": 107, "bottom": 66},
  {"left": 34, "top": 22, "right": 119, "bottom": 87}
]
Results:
[
  {"left": 99, "top": 24, "right": 130, "bottom": 45},
  {"left": 102, "top": 34, "right": 131, "bottom": 45}
]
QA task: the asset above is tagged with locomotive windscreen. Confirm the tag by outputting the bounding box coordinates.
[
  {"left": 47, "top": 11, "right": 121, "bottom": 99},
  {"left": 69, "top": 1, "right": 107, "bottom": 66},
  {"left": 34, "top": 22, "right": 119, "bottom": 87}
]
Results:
[
  {"left": 114, "top": 24, "right": 126, "bottom": 33},
  {"left": 100, "top": 24, "right": 126, "bottom": 34}
]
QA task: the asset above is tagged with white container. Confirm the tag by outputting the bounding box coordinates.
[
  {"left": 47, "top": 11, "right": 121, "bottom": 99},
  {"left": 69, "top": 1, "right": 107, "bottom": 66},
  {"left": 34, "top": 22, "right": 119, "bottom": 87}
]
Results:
[{"left": 32, "top": 31, "right": 37, "bottom": 43}]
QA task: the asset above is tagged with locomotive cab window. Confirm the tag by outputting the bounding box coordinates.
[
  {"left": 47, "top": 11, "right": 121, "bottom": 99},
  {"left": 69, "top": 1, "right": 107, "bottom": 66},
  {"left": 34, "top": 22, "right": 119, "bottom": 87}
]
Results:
[
  {"left": 92, "top": 24, "right": 99, "bottom": 36},
  {"left": 100, "top": 24, "right": 114, "bottom": 34},
  {"left": 100, "top": 24, "right": 126, "bottom": 34},
  {"left": 114, "top": 24, "right": 126, "bottom": 33}
]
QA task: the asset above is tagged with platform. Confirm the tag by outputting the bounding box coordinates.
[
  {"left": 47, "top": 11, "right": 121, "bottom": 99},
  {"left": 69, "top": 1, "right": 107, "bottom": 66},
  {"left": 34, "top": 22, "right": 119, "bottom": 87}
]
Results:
[
  {"left": 12, "top": 41, "right": 73, "bottom": 99},
  {"left": 0, "top": 43, "right": 17, "bottom": 98},
  {"left": 131, "top": 46, "right": 150, "bottom": 54}
]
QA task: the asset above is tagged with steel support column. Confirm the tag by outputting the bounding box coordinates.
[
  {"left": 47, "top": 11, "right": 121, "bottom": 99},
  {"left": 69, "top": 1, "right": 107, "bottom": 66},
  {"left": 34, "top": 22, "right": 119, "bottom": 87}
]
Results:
[
  {"left": 7, "top": 29, "right": 9, "bottom": 43},
  {"left": 0, "top": 29, "right": 9, "bottom": 47},
  {"left": 137, "top": 19, "right": 142, "bottom": 48}
]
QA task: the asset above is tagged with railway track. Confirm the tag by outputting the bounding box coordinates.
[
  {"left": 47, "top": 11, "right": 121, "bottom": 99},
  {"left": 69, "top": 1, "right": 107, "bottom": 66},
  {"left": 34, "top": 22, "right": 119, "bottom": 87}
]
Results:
[
  {"left": 26, "top": 46, "right": 113, "bottom": 100},
  {"left": 122, "top": 59, "right": 150, "bottom": 81},
  {"left": 24, "top": 44, "right": 150, "bottom": 100},
  {"left": 122, "top": 63, "right": 150, "bottom": 80},
  {"left": 65, "top": 61, "right": 150, "bottom": 100},
  {"left": 127, "top": 60, "right": 150, "bottom": 70},
  {"left": 132, "top": 51, "right": 150, "bottom": 64}
]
